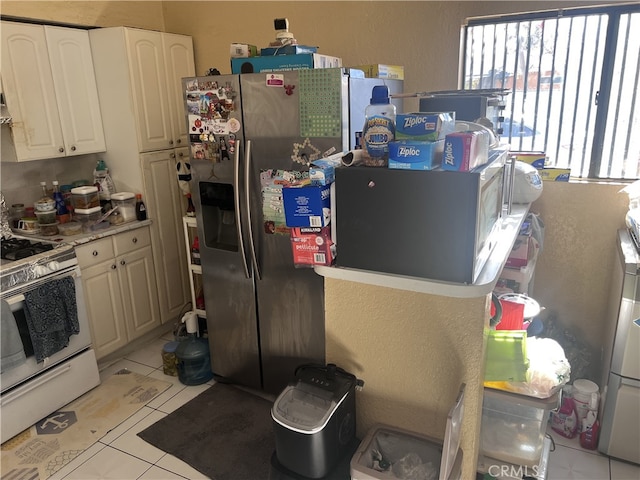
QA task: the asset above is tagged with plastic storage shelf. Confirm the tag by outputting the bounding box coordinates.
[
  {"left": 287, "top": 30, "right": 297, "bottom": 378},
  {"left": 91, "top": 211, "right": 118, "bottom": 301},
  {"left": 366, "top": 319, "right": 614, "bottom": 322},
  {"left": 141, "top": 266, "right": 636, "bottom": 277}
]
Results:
[{"left": 480, "top": 388, "right": 560, "bottom": 467}]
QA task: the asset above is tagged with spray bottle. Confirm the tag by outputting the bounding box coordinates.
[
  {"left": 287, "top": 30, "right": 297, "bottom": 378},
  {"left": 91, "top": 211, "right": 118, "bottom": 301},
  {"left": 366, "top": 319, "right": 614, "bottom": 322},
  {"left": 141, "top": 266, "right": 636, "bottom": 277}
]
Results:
[{"left": 175, "top": 311, "right": 213, "bottom": 385}]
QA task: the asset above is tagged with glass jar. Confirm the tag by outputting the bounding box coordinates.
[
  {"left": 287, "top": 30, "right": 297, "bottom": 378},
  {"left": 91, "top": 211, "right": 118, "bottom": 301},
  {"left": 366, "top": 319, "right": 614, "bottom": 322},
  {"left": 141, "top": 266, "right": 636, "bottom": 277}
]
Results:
[{"left": 9, "top": 204, "right": 25, "bottom": 228}]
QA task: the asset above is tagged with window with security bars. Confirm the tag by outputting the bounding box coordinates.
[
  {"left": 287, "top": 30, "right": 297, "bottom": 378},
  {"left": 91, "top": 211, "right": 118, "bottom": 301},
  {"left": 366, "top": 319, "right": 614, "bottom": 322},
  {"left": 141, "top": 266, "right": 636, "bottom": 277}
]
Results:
[{"left": 462, "top": 4, "right": 640, "bottom": 180}]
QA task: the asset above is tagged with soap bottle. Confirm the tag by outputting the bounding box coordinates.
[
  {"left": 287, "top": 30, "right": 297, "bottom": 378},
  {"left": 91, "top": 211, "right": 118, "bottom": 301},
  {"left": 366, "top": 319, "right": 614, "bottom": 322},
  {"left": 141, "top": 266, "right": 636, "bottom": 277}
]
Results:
[{"left": 362, "top": 85, "right": 396, "bottom": 167}]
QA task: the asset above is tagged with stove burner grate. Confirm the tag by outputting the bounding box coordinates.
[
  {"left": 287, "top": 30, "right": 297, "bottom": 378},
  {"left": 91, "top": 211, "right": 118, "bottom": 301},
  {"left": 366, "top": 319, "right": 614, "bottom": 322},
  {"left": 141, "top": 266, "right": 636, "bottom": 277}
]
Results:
[{"left": 1, "top": 238, "right": 55, "bottom": 261}]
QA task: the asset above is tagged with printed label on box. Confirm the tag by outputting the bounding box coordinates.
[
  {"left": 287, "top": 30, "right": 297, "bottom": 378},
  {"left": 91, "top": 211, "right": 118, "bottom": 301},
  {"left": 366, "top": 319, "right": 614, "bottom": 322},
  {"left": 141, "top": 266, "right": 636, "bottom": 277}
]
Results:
[{"left": 290, "top": 227, "right": 335, "bottom": 266}]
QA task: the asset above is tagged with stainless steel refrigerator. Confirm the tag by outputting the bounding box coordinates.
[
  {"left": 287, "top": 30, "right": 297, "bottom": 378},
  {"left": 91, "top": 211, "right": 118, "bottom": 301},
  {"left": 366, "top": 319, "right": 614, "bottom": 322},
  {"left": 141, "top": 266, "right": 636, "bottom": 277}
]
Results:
[{"left": 183, "top": 69, "right": 402, "bottom": 394}]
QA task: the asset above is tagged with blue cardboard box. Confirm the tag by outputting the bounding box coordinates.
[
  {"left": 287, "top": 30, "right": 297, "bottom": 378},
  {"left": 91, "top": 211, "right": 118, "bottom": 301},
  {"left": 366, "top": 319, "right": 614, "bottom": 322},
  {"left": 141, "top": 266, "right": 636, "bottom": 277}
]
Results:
[
  {"left": 260, "top": 45, "right": 318, "bottom": 56},
  {"left": 396, "top": 112, "right": 455, "bottom": 141},
  {"left": 231, "top": 54, "right": 342, "bottom": 74},
  {"left": 282, "top": 184, "right": 331, "bottom": 227},
  {"left": 388, "top": 140, "right": 444, "bottom": 170}
]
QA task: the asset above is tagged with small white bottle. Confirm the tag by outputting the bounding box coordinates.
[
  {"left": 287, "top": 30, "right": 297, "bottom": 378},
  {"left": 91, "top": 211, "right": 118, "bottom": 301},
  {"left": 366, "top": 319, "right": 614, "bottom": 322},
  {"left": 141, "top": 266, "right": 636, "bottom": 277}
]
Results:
[{"left": 362, "top": 85, "right": 396, "bottom": 167}]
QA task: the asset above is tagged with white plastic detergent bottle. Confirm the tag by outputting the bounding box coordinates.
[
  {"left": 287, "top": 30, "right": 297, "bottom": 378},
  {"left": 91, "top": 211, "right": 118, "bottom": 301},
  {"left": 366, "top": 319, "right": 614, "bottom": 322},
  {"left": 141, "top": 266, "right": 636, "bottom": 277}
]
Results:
[{"left": 362, "top": 85, "right": 396, "bottom": 167}]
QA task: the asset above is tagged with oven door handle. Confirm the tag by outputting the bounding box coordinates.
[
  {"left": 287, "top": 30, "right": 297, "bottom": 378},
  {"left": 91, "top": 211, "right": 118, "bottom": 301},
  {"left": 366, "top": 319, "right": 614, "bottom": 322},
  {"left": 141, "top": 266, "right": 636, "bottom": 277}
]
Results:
[{"left": 5, "top": 294, "right": 25, "bottom": 306}]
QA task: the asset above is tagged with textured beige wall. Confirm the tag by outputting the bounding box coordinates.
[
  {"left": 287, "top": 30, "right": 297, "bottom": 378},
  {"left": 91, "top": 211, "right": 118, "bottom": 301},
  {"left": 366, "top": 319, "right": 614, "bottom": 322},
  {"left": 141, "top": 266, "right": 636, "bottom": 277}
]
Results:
[
  {"left": 0, "top": 1, "right": 165, "bottom": 31},
  {"left": 1, "top": 1, "right": 630, "bottom": 476}
]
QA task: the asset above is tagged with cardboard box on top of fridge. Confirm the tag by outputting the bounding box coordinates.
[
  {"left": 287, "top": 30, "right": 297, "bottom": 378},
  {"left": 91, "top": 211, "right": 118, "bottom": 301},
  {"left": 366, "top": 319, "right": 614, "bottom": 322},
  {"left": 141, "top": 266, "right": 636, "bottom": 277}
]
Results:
[
  {"left": 396, "top": 112, "right": 456, "bottom": 141},
  {"left": 538, "top": 167, "right": 571, "bottom": 182},
  {"left": 231, "top": 54, "right": 342, "bottom": 74},
  {"left": 388, "top": 139, "right": 444, "bottom": 170},
  {"left": 511, "top": 151, "right": 547, "bottom": 169},
  {"left": 230, "top": 43, "right": 258, "bottom": 58},
  {"left": 290, "top": 226, "right": 336, "bottom": 267},
  {"left": 355, "top": 64, "right": 404, "bottom": 80},
  {"left": 442, "top": 130, "right": 490, "bottom": 171},
  {"left": 260, "top": 45, "right": 318, "bottom": 56},
  {"left": 282, "top": 184, "right": 331, "bottom": 227}
]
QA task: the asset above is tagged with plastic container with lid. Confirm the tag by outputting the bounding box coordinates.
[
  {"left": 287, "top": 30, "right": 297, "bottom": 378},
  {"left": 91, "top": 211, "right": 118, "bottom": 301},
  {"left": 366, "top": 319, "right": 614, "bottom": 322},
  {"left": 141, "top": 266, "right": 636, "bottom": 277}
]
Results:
[
  {"left": 350, "top": 384, "right": 465, "bottom": 480},
  {"left": 58, "top": 221, "right": 83, "bottom": 236},
  {"left": 74, "top": 206, "right": 102, "bottom": 232},
  {"left": 110, "top": 192, "right": 136, "bottom": 223},
  {"left": 39, "top": 221, "right": 59, "bottom": 236},
  {"left": 480, "top": 387, "right": 561, "bottom": 467},
  {"left": 71, "top": 186, "right": 100, "bottom": 210}
]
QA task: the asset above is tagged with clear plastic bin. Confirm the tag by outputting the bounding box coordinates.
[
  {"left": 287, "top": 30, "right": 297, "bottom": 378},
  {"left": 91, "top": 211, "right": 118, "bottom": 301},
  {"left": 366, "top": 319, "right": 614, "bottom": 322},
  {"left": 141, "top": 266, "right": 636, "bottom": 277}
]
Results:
[
  {"left": 480, "top": 387, "right": 560, "bottom": 467},
  {"left": 351, "top": 384, "right": 465, "bottom": 480}
]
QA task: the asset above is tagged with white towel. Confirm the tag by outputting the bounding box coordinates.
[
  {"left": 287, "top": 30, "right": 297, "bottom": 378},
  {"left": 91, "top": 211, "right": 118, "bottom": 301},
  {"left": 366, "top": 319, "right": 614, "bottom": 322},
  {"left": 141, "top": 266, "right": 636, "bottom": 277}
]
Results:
[{"left": 1, "top": 299, "right": 27, "bottom": 372}]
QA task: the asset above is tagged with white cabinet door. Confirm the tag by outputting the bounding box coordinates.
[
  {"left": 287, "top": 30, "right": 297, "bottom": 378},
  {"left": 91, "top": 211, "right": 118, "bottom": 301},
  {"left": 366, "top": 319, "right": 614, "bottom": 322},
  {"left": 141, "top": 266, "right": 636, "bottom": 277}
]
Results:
[
  {"left": 1, "top": 21, "right": 64, "bottom": 161},
  {"left": 142, "top": 148, "right": 190, "bottom": 324},
  {"left": 162, "top": 33, "right": 195, "bottom": 148},
  {"left": 125, "top": 28, "right": 173, "bottom": 153},
  {"left": 81, "top": 258, "right": 129, "bottom": 359},
  {"left": 117, "top": 244, "right": 161, "bottom": 339},
  {"left": 44, "top": 26, "right": 106, "bottom": 156}
]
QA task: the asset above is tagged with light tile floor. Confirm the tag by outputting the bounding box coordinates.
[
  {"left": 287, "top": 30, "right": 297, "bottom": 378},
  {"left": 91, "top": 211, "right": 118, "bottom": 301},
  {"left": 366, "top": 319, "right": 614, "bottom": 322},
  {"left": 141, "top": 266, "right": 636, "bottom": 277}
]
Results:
[{"left": 39, "top": 332, "right": 640, "bottom": 479}]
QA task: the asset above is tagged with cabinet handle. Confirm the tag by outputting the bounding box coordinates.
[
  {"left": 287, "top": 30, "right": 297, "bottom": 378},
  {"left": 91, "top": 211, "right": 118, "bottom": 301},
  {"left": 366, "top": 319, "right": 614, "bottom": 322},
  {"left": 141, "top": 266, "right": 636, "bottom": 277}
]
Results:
[
  {"left": 176, "top": 139, "right": 181, "bottom": 144},
  {"left": 92, "top": 251, "right": 99, "bottom": 256},
  {"left": 58, "top": 147, "right": 64, "bottom": 153},
  {"left": 169, "top": 140, "right": 174, "bottom": 145},
  {"left": 170, "top": 153, "right": 176, "bottom": 158},
  {"left": 178, "top": 151, "right": 184, "bottom": 157},
  {"left": 71, "top": 145, "right": 76, "bottom": 151},
  {"left": 120, "top": 260, "right": 125, "bottom": 266},
  {"left": 132, "top": 237, "right": 138, "bottom": 244},
  {"left": 111, "top": 264, "right": 116, "bottom": 270}
]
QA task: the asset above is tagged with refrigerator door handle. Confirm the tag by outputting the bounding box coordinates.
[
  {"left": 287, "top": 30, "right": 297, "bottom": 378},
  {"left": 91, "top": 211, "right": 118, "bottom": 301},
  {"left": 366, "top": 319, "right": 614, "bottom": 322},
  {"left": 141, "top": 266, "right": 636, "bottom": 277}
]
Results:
[
  {"left": 245, "top": 140, "right": 262, "bottom": 280},
  {"left": 234, "top": 139, "right": 250, "bottom": 279}
]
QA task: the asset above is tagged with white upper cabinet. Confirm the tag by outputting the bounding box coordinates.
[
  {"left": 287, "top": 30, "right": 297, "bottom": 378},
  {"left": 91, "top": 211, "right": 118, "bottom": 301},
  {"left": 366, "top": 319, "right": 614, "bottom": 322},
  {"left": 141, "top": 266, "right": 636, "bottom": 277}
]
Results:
[
  {"left": 90, "top": 27, "right": 195, "bottom": 154},
  {"left": 162, "top": 33, "right": 195, "bottom": 148},
  {"left": 1, "top": 22, "right": 105, "bottom": 162}
]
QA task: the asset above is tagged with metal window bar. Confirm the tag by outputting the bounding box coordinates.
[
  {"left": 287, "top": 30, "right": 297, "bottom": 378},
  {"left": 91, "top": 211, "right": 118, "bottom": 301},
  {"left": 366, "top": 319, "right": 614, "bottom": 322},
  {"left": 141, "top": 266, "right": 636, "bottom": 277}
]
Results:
[{"left": 464, "top": 4, "right": 640, "bottom": 180}]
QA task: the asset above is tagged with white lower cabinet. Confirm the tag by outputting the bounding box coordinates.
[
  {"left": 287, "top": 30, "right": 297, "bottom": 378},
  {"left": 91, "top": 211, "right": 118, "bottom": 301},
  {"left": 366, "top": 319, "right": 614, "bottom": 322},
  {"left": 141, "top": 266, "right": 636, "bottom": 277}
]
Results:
[{"left": 77, "top": 226, "right": 160, "bottom": 359}]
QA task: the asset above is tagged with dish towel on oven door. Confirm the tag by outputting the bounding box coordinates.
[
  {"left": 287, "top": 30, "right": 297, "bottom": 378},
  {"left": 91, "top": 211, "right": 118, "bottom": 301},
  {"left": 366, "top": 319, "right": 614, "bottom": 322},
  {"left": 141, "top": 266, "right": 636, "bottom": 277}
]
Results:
[
  {"left": 1, "top": 299, "right": 27, "bottom": 372},
  {"left": 24, "top": 277, "right": 79, "bottom": 362}
]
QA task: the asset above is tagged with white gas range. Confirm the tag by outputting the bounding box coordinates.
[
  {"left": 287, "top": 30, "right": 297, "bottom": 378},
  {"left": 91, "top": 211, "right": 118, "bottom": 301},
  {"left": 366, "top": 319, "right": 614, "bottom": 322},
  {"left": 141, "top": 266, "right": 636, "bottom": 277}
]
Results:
[{"left": 1, "top": 233, "right": 100, "bottom": 443}]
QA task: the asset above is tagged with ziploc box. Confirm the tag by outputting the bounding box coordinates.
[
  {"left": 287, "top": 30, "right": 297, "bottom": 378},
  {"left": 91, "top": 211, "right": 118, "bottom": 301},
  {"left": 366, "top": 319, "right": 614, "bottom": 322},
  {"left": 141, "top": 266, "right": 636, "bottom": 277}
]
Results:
[
  {"left": 290, "top": 227, "right": 336, "bottom": 267},
  {"left": 539, "top": 168, "right": 571, "bottom": 182},
  {"left": 442, "top": 130, "right": 490, "bottom": 171},
  {"left": 512, "top": 152, "right": 547, "bottom": 169},
  {"left": 388, "top": 140, "right": 444, "bottom": 170},
  {"left": 396, "top": 112, "right": 455, "bottom": 141},
  {"left": 231, "top": 54, "right": 342, "bottom": 74},
  {"left": 282, "top": 184, "right": 331, "bottom": 227}
]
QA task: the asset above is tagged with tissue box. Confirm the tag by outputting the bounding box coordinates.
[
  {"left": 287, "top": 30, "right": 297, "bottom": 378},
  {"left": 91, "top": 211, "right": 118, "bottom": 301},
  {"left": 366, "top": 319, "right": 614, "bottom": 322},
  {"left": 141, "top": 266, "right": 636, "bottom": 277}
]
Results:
[
  {"left": 231, "top": 54, "right": 342, "bottom": 73},
  {"left": 230, "top": 43, "right": 258, "bottom": 58},
  {"left": 282, "top": 184, "right": 331, "bottom": 227},
  {"left": 442, "top": 130, "right": 490, "bottom": 171},
  {"left": 388, "top": 140, "right": 444, "bottom": 170},
  {"left": 290, "top": 227, "right": 335, "bottom": 266},
  {"left": 396, "top": 112, "right": 455, "bottom": 141},
  {"left": 354, "top": 64, "right": 404, "bottom": 79}
]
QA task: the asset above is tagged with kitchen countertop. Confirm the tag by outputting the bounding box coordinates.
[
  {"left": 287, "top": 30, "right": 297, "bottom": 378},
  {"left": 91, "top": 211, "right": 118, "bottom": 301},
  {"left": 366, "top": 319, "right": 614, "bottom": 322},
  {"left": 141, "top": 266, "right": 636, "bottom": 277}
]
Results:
[
  {"left": 314, "top": 204, "right": 530, "bottom": 298},
  {"left": 17, "top": 219, "right": 153, "bottom": 247}
]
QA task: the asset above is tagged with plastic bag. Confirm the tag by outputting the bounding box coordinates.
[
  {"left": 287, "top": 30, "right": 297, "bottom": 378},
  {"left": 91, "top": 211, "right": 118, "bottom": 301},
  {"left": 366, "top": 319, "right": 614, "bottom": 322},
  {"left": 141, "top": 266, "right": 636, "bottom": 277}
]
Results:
[{"left": 484, "top": 337, "right": 570, "bottom": 398}]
